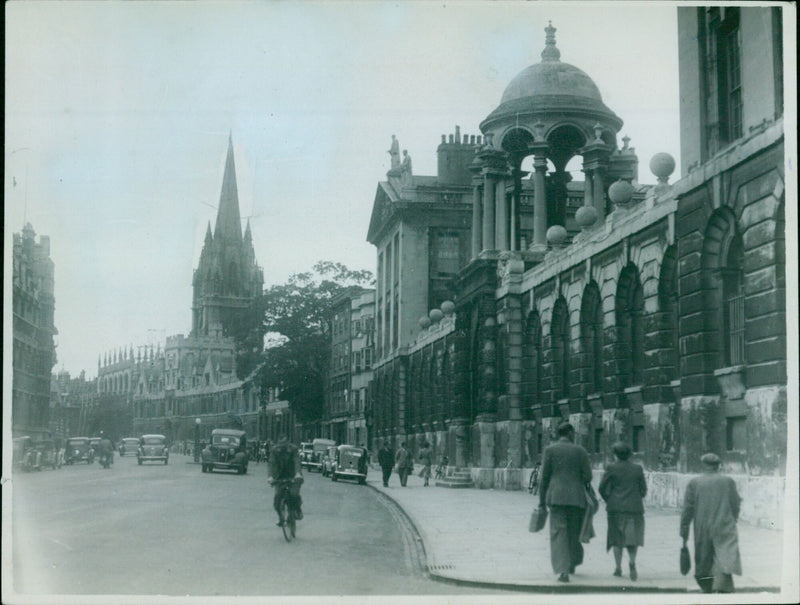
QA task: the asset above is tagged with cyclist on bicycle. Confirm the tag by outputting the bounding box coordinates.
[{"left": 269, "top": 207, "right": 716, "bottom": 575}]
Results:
[{"left": 267, "top": 434, "right": 304, "bottom": 525}]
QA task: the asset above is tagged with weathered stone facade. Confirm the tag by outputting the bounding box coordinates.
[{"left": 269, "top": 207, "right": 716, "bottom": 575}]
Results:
[{"left": 367, "top": 13, "right": 787, "bottom": 528}]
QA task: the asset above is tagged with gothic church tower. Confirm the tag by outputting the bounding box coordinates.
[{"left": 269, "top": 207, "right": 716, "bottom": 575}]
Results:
[{"left": 191, "top": 135, "right": 263, "bottom": 338}]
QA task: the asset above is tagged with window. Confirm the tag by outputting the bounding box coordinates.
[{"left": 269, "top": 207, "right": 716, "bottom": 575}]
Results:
[
  {"left": 722, "top": 236, "right": 745, "bottom": 366},
  {"left": 617, "top": 265, "right": 644, "bottom": 388},
  {"left": 364, "top": 348, "right": 372, "bottom": 369},
  {"left": 551, "top": 298, "right": 570, "bottom": 400},
  {"left": 726, "top": 415, "right": 747, "bottom": 451},
  {"left": 632, "top": 425, "right": 645, "bottom": 453},
  {"left": 581, "top": 284, "right": 603, "bottom": 393}
]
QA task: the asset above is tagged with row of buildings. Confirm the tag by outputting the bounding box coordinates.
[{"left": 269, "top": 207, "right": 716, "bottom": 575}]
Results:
[{"left": 12, "top": 5, "right": 788, "bottom": 529}]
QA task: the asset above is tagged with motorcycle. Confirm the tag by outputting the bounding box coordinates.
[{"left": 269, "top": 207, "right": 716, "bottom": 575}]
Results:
[{"left": 98, "top": 449, "right": 114, "bottom": 469}]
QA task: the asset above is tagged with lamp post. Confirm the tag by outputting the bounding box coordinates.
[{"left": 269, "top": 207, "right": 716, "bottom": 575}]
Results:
[{"left": 194, "top": 418, "right": 201, "bottom": 463}]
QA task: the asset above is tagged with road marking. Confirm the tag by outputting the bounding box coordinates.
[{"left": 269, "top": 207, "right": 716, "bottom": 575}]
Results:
[{"left": 48, "top": 537, "right": 73, "bottom": 551}]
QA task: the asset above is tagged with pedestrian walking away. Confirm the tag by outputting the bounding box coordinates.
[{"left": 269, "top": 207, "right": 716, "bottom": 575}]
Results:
[
  {"left": 599, "top": 441, "right": 647, "bottom": 581},
  {"left": 418, "top": 441, "right": 433, "bottom": 487},
  {"left": 378, "top": 442, "right": 395, "bottom": 487},
  {"left": 395, "top": 442, "right": 412, "bottom": 487},
  {"left": 539, "top": 421, "right": 593, "bottom": 583},
  {"left": 680, "top": 452, "right": 742, "bottom": 593}
]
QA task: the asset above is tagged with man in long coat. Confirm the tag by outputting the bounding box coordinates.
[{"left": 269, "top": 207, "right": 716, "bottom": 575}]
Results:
[
  {"left": 395, "top": 442, "right": 412, "bottom": 487},
  {"left": 539, "top": 422, "right": 593, "bottom": 583},
  {"left": 680, "top": 452, "right": 742, "bottom": 593},
  {"left": 378, "top": 443, "right": 395, "bottom": 487}
]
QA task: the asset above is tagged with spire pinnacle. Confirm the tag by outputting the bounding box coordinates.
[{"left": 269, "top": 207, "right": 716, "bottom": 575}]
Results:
[
  {"left": 541, "top": 21, "right": 561, "bottom": 62},
  {"left": 214, "top": 135, "right": 242, "bottom": 242}
]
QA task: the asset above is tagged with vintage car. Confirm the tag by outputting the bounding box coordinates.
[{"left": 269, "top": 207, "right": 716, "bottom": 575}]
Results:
[
  {"left": 330, "top": 445, "right": 368, "bottom": 484},
  {"left": 12, "top": 436, "right": 33, "bottom": 470},
  {"left": 201, "top": 429, "right": 249, "bottom": 474},
  {"left": 28, "top": 440, "right": 61, "bottom": 470},
  {"left": 89, "top": 437, "right": 102, "bottom": 452},
  {"left": 137, "top": 434, "right": 169, "bottom": 465},
  {"left": 320, "top": 445, "right": 337, "bottom": 477},
  {"left": 65, "top": 437, "right": 95, "bottom": 464},
  {"left": 299, "top": 442, "right": 314, "bottom": 469},
  {"left": 118, "top": 438, "right": 140, "bottom": 456},
  {"left": 305, "top": 438, "right": 336, "bottom": 472}
]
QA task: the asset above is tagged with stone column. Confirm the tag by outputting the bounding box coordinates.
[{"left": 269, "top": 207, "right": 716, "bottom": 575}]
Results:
[
  {"left": 495, "top": 176, "right": 508, "bottom": 251},
  {"left": 592, "top": 167, "right": 606, "bottom": 220},
  {"left": 482, "top": 173, "right": 495, "bottom": 252},
  {"left": 532, "top": 153, "right": 548, "bottom": 252},
  {"left": 471, "top": 182, "right": 483, "bottom": 259},
  {"left": 583, "top": 167, "right": 593, "bottom": 208}
]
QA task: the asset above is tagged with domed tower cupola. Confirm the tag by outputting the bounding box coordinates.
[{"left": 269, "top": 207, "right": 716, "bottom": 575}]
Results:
[{"left": 470, "top": 23, "right": 635, "bottom": 260}]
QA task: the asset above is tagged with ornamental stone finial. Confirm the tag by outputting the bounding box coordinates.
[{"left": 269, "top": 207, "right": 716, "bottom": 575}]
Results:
[{"left": 541, "top": 21, "right": 561, "bottom": 62}]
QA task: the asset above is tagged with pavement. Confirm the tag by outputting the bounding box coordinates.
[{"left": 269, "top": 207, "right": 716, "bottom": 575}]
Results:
[{"left": 366, "top": 463, "right": 786, "bottom": 593}]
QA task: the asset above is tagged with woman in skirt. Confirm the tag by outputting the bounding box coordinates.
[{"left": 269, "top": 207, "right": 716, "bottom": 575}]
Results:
[{"left": 598, "top": 441, "right": 647, "bottom": 580}]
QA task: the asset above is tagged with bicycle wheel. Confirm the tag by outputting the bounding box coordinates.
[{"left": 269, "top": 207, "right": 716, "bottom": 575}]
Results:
[
  {"left": 288, "top": 507, "right": 296, "bottom": 539},
  {"left": 280, "top": 498, "right": 293, "bottom": 542}
]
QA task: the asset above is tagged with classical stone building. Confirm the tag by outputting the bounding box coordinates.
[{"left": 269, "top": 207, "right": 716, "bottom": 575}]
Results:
[
  {"left": 100, "top": 137, "right": 267, "bottom": 443},
  {"left": 368, "top": 12, "right": 786, "bottom": 527},
  {"left": 12, "top": 223, "right": 58, "bottom": 440}
]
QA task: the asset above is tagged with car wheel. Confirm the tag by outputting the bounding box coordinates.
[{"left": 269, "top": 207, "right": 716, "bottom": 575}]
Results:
[
  {"left": 165, "top": 458, "right": 168, "bottom": 465},
  {"left": 242, "top": 466, "right": 248, "bottom": 475},
  {"left": 331, "top": 472, "right": 338, "bottom": 482},
  {"left": 138, "top": 458, "right": 143, "bottom": 465}
]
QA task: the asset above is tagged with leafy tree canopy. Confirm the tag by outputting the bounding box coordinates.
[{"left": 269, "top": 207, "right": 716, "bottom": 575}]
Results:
[{"left": 259, "top": 261, "right": 373, "bottom": 424}]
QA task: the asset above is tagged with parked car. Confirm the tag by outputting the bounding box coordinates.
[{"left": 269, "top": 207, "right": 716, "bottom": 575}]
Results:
[
  {"left": 137, "top": 434, "right": 169, "bottom": 465},
  {"left": 31, "top": 440, "right": 61, "bottom": 470},
  {"left": 89, "top": 437, "right": 102, "bottom": 453},
  {"left": 299, "top": 442, "right": 313, "bottom": 469},
  {"left": 65, "top": 437, "right": 95, "bottom": 464},
  {"left": 330, "top": 445, "right": 369, "bottom": 484},
  {"left": 306, "top": 438, "right": 336, "bottom": 473},
  {"left": 12, "top": 436, "right": 33, "bottom": 470},
  {"left": 320, "top": 445, "right": 337, "bottom": 477},
  {"left": 201, "top": 429, "right": 249, "bottom": 474},
  {"left": 118, "top": 438, "right": 140, "bottom": 457}
]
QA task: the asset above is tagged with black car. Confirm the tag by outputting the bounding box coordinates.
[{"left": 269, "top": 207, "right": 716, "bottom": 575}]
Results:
[
  {"left": 201, "top": 429, "right": 249, "bottom": 474},
  {"left": 137, "top": 434, "right": 169, "bottom": 465},
  {"left": 65, "top": 437, "right": 95, "bottom": 464}
]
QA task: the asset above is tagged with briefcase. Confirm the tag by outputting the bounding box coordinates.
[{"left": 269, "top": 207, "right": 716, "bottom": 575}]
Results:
[
  {"left": 529, "top": 505, "right": 547, "bottom": 532},
  {"left": 680, "top": 541, "right": 691, "bottom": 575}
]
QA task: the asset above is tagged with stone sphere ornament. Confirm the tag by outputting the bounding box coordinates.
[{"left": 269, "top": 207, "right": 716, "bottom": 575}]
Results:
[
  {"left": 650, "top": 152, "right": 676, "bottom": 183},
  {"left": 575, "top": 205, "right": 598, "bottom": 228},
  {"left": 608, "top": 179, "right": 635, "bottom": 206},
  {"left": 429, "top": 308, "right": 444, "bottom": 324},
  {"left": 418, "top": 316, "right": 431, "bottom": 330},
  {"left": 440, "top": 300, "right": 455, "bottom": 316},
  {"left": 546, "top": 225, "right": 568, "bottom": 247}
]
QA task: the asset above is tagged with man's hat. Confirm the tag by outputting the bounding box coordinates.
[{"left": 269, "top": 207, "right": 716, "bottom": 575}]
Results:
[{"left": 701, "top": 452, "right": 721, "bottom": 466}]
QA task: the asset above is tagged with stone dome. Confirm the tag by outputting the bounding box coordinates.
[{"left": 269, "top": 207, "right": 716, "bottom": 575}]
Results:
[
  {"left": 500, "top": 62, "right": 603, "bottom": 106},
  {"left": 481, "top": 22, "right": 622, "bottom": 133}
]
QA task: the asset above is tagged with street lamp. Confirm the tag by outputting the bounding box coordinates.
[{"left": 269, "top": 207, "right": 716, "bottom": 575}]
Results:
[{"left": 194, "top": 418, "right": 201, "bottom": 463}]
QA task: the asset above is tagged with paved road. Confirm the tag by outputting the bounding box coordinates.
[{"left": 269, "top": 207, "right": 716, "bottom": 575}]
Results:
[{"left": 9, "top": 453, "right": 503, "bottom": 598}]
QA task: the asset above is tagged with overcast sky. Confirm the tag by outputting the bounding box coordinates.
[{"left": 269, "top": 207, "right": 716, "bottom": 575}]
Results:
[{"left": 5, "top": 1, "right": 682, "bottom": 378}]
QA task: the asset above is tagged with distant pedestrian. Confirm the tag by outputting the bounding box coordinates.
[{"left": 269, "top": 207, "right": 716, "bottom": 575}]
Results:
[
  {"left": 378, "top": 443, "right": 395, "bottom": 487},
  {"left": 599, "top": 441, "right": 647, "bottom": 581},
  {"left": 680, "top": 452, "right": 742, "bottom": 593},
  {"left": 395, "top": 442, "right": 412, "bottom": 487},
  {"left": 539, "top": 422, "right": 593, "bottom": 583},
  {"left": 418, "top": 441, "right": 433, "bottom": 487}
]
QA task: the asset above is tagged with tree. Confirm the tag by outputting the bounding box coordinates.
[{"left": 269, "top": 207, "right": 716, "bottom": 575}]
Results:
[{"left": 258, "top": 261, "right": 373, "bottom": 425}]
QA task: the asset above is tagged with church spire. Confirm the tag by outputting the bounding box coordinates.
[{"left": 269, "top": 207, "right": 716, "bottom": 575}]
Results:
[{"left": 214, "top": 133, "right": 242, "bottom": 242}]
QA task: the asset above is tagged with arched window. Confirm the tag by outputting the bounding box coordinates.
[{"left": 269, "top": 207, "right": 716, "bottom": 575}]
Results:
[
  {"left": 658, "top": 245, "right": 680, "bottom": 381},
  {"left": 616, "top": 264, "right": 644, "bottom": 387},
  {"left": 722, "top": 234, "right": 745, "bottom": 366},
  {"left": 551, "top": 297, "right": 570, "bottom": 400},
  {"left": 580, "top": 283, "right": 604, "bottom": 394},
  {"left": 523, "top": 310, "right": 543, "bottom": 416}
]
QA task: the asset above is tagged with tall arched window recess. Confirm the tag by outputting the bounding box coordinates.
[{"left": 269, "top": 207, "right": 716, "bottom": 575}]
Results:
[
  {"left": 616, "top": 264, "right": 644, "bottom": 388},
  {"left": 580, "top": 283, "right": 604, "bottom": 394}
]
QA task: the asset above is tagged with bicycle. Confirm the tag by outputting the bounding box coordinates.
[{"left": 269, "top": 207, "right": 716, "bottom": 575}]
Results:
[
  {"left": 273, "top": 479, "right": 299, "bottom": 542},
  {"left": 528, "top": 461, "right": 541, "bottom": 495},
  {"left": 434, "top": 456, "right": 449, "bottom": 481}
]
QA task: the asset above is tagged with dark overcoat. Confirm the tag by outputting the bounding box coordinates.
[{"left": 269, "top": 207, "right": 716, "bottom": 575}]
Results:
[
  {"left": 539, "top": 439, "right": 592, "bottom": 508},
  {"left": 598, "top": 460, "right": 647, "bottom": 513}
]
